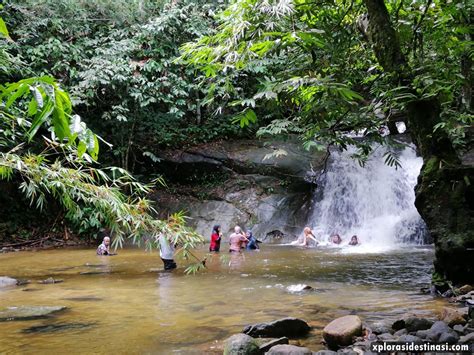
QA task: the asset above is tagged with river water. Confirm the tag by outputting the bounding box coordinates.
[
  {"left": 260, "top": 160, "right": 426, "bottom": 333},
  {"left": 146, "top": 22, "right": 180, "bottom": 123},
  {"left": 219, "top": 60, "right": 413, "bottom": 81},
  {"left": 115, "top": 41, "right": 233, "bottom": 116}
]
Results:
[{"left": 0, "top": 245, "right": 446, "bottom": 354}]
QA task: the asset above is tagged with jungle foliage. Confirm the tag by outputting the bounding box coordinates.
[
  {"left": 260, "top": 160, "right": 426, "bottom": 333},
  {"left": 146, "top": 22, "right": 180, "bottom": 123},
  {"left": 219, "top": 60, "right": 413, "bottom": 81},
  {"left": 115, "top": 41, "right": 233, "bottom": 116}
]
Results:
[{"left": 0, "top": 8, "right": 203, "bottom": 266}]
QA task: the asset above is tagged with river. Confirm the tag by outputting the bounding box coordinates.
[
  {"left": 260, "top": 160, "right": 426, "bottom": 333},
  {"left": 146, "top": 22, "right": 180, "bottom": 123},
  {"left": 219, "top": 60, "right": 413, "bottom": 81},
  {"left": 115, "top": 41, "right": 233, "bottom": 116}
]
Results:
[{"left": 0, "top": 245, "right": 446, "bottom": 354}]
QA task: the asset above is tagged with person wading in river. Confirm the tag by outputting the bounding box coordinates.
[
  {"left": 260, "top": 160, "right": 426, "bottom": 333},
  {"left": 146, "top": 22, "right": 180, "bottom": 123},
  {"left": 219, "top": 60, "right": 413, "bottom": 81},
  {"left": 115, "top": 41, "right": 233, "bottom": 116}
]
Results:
[
  {"left": 209, "top": 225, "right": 222, "bottom": 252},
  {"left": 159, "top": 234, "right": 177, "bottom": 270},
  {"left": 96, "top": 236, "right": 112, "bottom": 255},
  {"left": 299, "top": 227, "right": 318, "bottom": 247},
  {"left": 229, "top": 226, "right": 248, "bottom": 253}
]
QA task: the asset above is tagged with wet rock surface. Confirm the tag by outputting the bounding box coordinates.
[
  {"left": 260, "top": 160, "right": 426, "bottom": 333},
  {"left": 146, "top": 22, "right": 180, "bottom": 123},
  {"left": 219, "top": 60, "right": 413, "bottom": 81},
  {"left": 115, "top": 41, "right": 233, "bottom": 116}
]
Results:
[
  {"left": 22, "top": 322, "right": 95, "bottom": 334},
  {"left": 243, "top": 317, "right": 311, "bottom": 338},
  {"left": 0, "top": 276, "right": 18, "bottom": 288},
  {"left": 322, "top": 315, "right": 362, "bottom": 348},
  {"left": 0, "top": 306, "right": 67, "bottom": 321},
  {"left": 265, "top": 344, "right": 312, "bottom": 354},
  {"left": 223, "top": 334, "right": 260, "bottom": 355}
]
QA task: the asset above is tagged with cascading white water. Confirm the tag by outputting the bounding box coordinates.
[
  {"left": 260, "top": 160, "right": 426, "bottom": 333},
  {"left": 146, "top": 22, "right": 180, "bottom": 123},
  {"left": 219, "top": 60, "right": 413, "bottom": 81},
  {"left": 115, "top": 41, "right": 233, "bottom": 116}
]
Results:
[{"left": 307, "top": 142, "right": 428, "bottom": 252}]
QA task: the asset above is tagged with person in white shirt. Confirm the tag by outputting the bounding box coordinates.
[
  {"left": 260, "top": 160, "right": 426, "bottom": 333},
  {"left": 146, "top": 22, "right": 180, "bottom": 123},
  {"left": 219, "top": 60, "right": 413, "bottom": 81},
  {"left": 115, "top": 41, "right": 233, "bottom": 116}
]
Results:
[{"left": 159, "top": 234, "right": 177, "bottom": 270}]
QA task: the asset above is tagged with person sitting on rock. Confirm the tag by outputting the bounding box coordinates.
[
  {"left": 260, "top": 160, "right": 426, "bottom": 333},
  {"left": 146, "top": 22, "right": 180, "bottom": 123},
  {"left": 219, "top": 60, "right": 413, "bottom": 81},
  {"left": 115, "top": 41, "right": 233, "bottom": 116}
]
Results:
[
  {"left": 245, "top": 230, "right": 260, "bottom": 250},
  {"left": 349, "top": 235, "right": 359, "bottom": 246},
  {"left": 229, "top": 226, "right": 248, "bottom": 253},
  {"left": 96, "top": 236, "right": 111, "bottom": 255},
  {"left": 299, "top": 227, "right": 318, "bottom": 247},
  {"left": 209, "top": 225, "right": 222, "bottom": 252},
  {"left": 159, "top": 234, "right": 177, "bottom": 270}
]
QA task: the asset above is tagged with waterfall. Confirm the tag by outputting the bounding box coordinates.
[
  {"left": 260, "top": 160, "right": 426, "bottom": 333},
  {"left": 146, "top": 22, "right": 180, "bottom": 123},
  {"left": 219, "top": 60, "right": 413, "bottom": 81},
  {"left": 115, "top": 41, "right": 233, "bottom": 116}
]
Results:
[{"left": 307, "top": 141, "right": 428, "bottom": 252}]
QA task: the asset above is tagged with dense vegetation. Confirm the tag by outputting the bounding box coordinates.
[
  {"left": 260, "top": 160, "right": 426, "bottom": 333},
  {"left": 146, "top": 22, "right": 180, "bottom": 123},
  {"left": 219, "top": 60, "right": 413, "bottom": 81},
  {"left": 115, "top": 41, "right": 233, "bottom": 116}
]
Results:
[{"left": 0, "top": 0, "right": 472, "bottom": 282}]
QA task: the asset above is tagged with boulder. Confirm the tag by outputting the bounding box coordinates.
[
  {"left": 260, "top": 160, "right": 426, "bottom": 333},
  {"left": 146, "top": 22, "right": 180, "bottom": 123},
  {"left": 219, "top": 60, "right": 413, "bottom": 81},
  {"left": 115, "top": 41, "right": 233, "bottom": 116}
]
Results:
[
  {"left": 266, "top": 344, "right": 312, "bottom": 354},
  {"left": 0, "top": 306, "right": 66, "bottom": 321},
  {"left": 438, "top": 331, "right": 459, "bottom": 344},
  {"left": 223, "top": 334, "right": 260, "bottom": 355},
  {"left": 258, "top": 337, "right": 289, "bottom": 352},
  {"left": 322, "top": 315, "right": 362, "bottom": 349},
  {"left": 369, "top": 322, "right": 390, "bottom": 335},
  {"left": 453, "top": 324, "right": 466, "bottom": 334},
  {"left": 313, "top": 351, "right": 337, "bottom": 355},
  {"left": 425, "top": 321, "right": 451, "bottom": 342},
  {"left": 439, "top": 307, "right": 467, "bottom": 327},
  {"left": 457, "top": 285, "right": 474, "bottom": 295},
  {"left": 393, "top": 329, "right": 407, "bottom": 337},
  {"left": 404, "top": 317, "right": 433, "bottom": 332},
  {"left": 0, "top": 276, "right": 17, "bottom": 288},
  {"left": 391, "top": 315, "right": 432, "bottom": 332},
  {"left": 243, "top": 318, "right": 311, "bottom": 338},
  {"left": 459, "top": 332, "right": 474, "bottom": 344}
]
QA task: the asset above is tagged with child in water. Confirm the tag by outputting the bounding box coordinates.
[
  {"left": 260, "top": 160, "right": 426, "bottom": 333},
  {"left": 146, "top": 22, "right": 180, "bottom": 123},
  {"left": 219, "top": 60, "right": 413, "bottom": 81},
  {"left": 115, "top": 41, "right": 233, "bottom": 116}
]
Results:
[
  {"left": 299, "top": 227, "right": 318, "bottom": 247},
  {"left": 159, "top": 234, "right": 177, "bottom": 270}
]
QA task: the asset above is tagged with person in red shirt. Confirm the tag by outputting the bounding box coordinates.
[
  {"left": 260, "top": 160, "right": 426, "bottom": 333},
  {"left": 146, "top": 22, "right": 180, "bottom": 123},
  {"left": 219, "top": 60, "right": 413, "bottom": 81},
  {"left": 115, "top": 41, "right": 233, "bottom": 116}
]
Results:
[{"left": 209, "top": 225, "right": 222, "bottom": 252}]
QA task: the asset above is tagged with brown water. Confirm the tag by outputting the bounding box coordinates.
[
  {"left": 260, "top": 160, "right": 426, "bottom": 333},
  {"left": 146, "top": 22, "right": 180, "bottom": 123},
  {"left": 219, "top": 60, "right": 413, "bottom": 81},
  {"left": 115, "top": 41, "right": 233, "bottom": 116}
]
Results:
[{"left": 0, "top": 245, "right": 446, "bottom": 354}]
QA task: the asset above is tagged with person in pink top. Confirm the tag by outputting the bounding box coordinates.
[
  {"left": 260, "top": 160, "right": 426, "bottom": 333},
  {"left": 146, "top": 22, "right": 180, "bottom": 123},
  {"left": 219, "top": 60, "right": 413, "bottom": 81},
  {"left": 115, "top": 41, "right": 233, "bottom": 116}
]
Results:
[{"left": 229, "top": 226, "right": 248, "bottom": 253}]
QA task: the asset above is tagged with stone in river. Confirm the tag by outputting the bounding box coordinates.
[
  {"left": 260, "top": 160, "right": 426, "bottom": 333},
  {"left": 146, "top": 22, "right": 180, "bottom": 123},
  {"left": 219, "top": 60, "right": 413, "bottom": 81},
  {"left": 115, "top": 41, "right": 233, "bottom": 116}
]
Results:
[
  {"left": 62, "top": 296, "right": 103, "bottom": 302},
  {"left": 22, "top": 322, "right": 95, "bottom": 334},
  {"left": 266, "top": 344, "right": 312, "bottom": 354},
  {"left": 456, "top": 285, "right": 474, "bottom": 295},
  {"left": 439, "top": 307, "right": 467, "bottom": 327},
  {"left": 258, "top": 337, "right": 289, "bottom": 352},
  {"left": 425, "top": 321, "right": 451, "bottom": 342},
  {"left": 369, "top": 322, "right": 391, "bottom": 335},
  {"left": 0, "top": 276, "right": 18, "bottom": 288},
  {"left": 0, "top": 306, "right": 67, "bottom": 321},
  {"left": 323, "top": 315, "right": 362, "bottom": 349},
  {"left": 223, "top": 334, "right": 260, "bottom": 355},
  {"left": 38, "top": 277, "right": 63, "bottom": 284},
  {"left": 438, "top": 331, "right": 459, "bottom": 344},
  {"left": 392, "top": 314, "right": 432, "bottom": 332},
  {"left": 243, "top": 317, "right": 311, "bottom": 338},
  {"left": 79, "top": 271, "right": 111, "bottom": 275},
  {"left": 459, "top": 332, "right": 474, "bottom": 344}
]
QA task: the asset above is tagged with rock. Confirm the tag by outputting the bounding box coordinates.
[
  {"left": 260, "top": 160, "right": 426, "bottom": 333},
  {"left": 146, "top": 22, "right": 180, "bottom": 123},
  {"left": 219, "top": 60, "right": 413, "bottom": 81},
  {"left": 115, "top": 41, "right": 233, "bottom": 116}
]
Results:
[
  {"left": 223, "top": 334, "right": 260, "bottom": 355},
  {"left": 369, "top": 322, "right": 390, "bottom": 335},
  {"left": 0, "top": 276, "right": 17, "bottom": 288},
  {"left": 438, "top": 331, "right": 459, "bottom": 344},
  {"left": 425, "top": 321, "right": 451, "bottom": 342},
  {"left": 0, "top": 306, "right": 67, "bottom": 321},
  {"left": 38, "top": 277, "right": 63, "bottom": 284},
  {"left": 313, "top": 351, "right": 337, "bottom": 355},
  {"left": 459, "top": 332, "right": 474, "bottom": 344},
  {"left": 393, "top": 329, "right": 407, "bottom": 337},
  {"left": 404, "top": 317, "right": 433, "bottom": 332},
  {"left": 286, "top": 284, "right": 313, "bottom": 293},
  {"left": 22, "top": 322, "right": 95, "bottom": 333},
  {"left": 266, "top": 344, "right": 312, "bottom": 354},
  {"left": 439, "top": 307, "right": 467, "bottom": 327},
  {"left": 258, "top": 337, "right": 289, "bottom": 352},
  {"left": 79, "top": 271, "right": 111, "bottom": 275},
  {"left": 415, "top": 329, "right": 429, "bottom": 339},
  {"left": 243, "top": 318, "right": 311, "bottom": 338},
  {"left": 391, "top": 315, "right": 432, "bottom": 332},
  {"left": 322, "top": 315, "right": 362, "bottom": 349},
  {"left": 377, "top": 333, "right": 395, "bottom": 341},
  {"left": 398, "top": 334, "right": 421, "bottom": 342},
  {"left": 453, "top": 324, "right": 466, "bottom": 334},
  {"left": 457, "top": 285, "right": 474, "bottom": 295}
]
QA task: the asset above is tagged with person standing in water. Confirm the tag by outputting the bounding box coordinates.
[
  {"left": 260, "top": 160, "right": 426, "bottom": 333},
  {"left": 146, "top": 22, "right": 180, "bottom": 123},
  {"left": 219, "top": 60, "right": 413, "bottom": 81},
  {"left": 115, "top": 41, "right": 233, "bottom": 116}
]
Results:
[
  {"left": 209, "top": 225, "right": 222, "bottom": 252},
  {"left": 159, "top": 234, "right": 177, "bottom": 270},
  {"left": 229, "top": 226, "right": 248, "bottom": 253},
  {"left": 245, "top": 230, "right": 260, "bottom": 250},
  {"left": 299, "top": 227, "right": 318, "bottom": 247}
]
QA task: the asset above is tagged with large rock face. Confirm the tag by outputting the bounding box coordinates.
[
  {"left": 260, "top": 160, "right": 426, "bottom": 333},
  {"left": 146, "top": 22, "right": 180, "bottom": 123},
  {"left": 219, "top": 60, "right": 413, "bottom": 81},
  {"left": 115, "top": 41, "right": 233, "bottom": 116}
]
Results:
[
  {"left": 153, "top": 139, "right": 326, "bottom": 241},
  {"left": 415, "top": 153, "right": 474, "bottom": 285},
  {"left": 323, "top": 315, "right": 362, "bottom": 349}
]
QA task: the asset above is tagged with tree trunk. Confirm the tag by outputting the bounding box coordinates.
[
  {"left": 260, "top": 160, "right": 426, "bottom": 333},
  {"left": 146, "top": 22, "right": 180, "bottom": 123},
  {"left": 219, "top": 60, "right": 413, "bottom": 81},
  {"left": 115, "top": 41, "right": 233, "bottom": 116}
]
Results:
[{"left": 363, "top": 0, "right": 474, "bottom": 286}]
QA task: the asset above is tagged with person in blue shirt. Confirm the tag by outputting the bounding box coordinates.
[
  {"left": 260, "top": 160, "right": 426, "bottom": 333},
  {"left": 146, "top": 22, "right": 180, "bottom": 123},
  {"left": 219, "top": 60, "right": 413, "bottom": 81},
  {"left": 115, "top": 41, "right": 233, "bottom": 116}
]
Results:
[{"left": 245, "top": 230, "right": 260, "bottom": 250}]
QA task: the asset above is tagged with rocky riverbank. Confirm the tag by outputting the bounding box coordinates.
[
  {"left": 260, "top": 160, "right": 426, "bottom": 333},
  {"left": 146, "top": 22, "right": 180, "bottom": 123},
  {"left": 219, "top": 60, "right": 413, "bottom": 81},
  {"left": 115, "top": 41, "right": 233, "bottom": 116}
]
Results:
[{"left": 222, "top": 285, "right": 474, "bottom": 354}]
